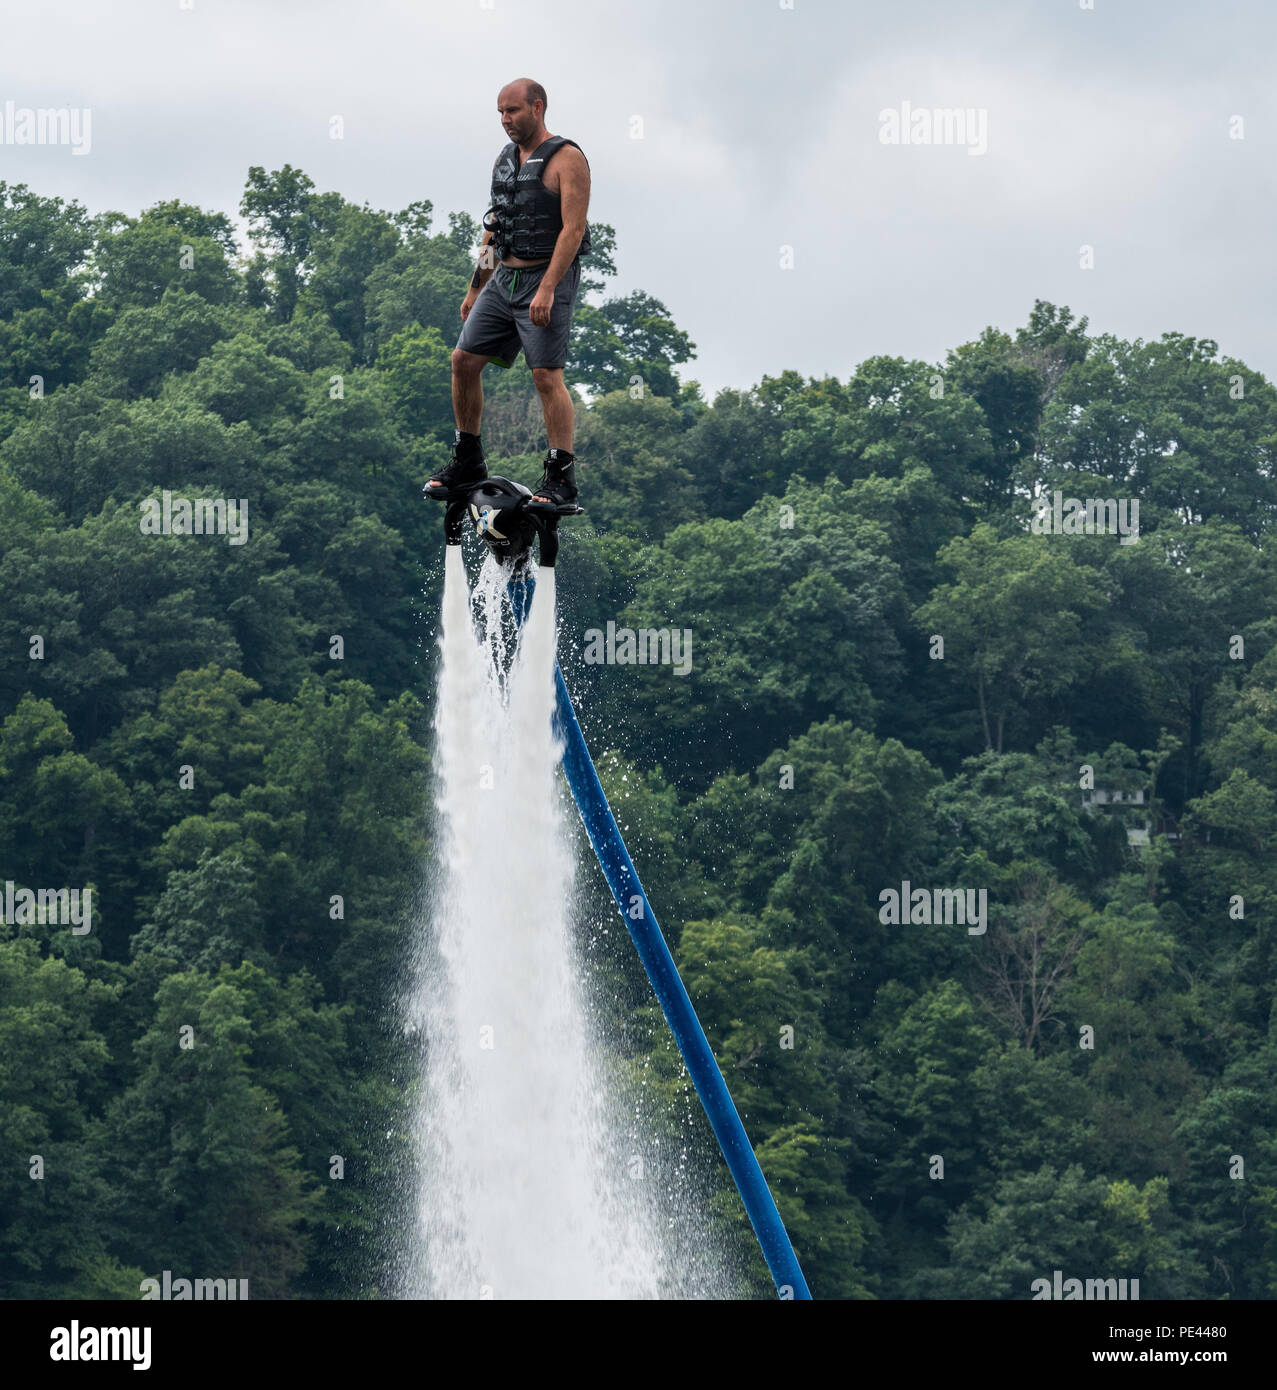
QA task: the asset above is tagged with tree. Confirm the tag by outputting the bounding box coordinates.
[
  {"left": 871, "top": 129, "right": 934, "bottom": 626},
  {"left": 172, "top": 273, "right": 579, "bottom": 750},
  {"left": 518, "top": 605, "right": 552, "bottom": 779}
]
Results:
[
  {"left": 975, "top": 867, "right": 1091, "bottom": 1051},
  {"left": 1170, "top": 1048, "right": 1277, "bottom": 1299},
  {"left": 240, "top": 164, "right": 319, "bottom": 320},
  {"left": 570, "top": 290, "right": 695, "bottom": 400},
  {"left": 377, "top": 323, "right": 454, "bottom": 436},
  {"left": 94, "top": 969, "right": 321, "bottom": 1296},
  {"left": 867, "top": 980, "right": 998, "bottom": 1222},
  {"left": 0, "top": 939, "right": 136, "bottom": 1297},
  {"left": 1060, "top": 906, "right": 1196, "bottom": 1174},
  {"left": 0, "top": 695, "right": 132, "bottom": 903},
  {"left": 297, "top": 196, "right": 401, "bottom": 362},
  {"left": 612, "top": 475, "right": 908, "bottom": 782},
  {"left": 86, "top": 288, "right": 238, "bottom": 399},
  {"left": 91, "top": 200, "right": 240, "bottom": 310},
  {"left": 675, "top": 385, "right": 790, "bottom": 520},
  {"left": 1039, "top": 329, "right": 1277, "bottom": 538},
  {"left": 575, "top": 219, "right": 617, "bottom": 299},
  {"left": 1012, "top": 300, "right": 1090, "bottom": 406},
  {"left": 828, "top": 353, "right": 993, "bottom": 506},
  {"left": 1102, "top": 1176, "right": 1206, "bottom": 1298},
  {"left": 1104, "top": 520, "right": 1277, "bottom": 803},
  {"left": 130, "top": 850, "right": 269, "bottom": 973},
  {"left": 0, "top": 182, "right": 96, "bottom": 314},
  {"left": 945, "top": 325, "right": 1045, "bottom": 509},
  {"left": 916, "top": 523, "right": 1107, "bottom": 753},
  {"left": 927, "top": 1164, "right": 1108, "bottom": 1298}
]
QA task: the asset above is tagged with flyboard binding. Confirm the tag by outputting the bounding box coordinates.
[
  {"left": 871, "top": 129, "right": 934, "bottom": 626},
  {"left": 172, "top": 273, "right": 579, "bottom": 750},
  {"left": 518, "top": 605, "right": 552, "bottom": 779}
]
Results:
[{"left": 425, "top": 474, "right": 583, "bottom": 571}]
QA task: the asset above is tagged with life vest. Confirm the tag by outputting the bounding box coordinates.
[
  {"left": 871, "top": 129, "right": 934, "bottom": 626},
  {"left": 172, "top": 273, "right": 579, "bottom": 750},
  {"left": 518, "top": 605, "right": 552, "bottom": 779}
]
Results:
[{"left": 483, "top": 135, "right": 592, "bottom": 262}]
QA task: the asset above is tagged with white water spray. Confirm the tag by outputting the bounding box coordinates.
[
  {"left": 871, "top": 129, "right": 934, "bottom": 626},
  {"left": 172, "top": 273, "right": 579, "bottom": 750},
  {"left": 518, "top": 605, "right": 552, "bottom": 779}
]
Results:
[{"left": 404, "top": 549, "right": 680, "bottom": 1298}]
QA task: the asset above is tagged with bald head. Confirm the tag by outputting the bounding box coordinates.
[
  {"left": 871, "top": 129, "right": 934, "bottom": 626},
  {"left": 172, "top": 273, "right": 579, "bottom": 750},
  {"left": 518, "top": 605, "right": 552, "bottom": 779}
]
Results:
[
  {"left": 497, "top": 80, "right": 548, "bottom": 146},
  {"left": 501, "top": 79, "right": 546, "bottom": 113}
]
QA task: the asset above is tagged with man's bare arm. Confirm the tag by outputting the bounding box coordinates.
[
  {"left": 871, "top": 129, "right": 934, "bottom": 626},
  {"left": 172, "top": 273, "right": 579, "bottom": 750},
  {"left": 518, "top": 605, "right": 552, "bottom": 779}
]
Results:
[{"left": 539, "top": 146, "right": 591, "bottom": 291}]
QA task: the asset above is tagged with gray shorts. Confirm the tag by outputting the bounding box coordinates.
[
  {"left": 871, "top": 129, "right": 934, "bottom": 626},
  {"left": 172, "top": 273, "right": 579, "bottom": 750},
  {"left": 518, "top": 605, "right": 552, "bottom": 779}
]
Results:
[{"left": 455, "top": 258, "right": 581, "bottom": 370}]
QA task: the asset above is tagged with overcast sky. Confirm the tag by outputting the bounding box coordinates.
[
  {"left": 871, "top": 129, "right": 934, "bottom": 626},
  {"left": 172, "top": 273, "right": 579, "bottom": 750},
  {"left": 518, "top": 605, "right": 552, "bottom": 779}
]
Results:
[{"left": 3, "top": 0, "right": 1271, "bottom": 399}]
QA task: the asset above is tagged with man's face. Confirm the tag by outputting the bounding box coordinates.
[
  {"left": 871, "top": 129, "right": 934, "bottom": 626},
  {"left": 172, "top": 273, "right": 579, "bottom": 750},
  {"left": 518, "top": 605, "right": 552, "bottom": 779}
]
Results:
[{"left": 498, "top": 91, "right": 537, "bottom": 142}]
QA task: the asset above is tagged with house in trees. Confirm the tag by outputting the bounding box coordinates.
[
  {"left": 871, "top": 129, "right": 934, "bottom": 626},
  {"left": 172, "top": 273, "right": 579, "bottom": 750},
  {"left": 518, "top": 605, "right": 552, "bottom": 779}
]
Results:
[{"left": 1081, "top": 786, "right": 1152, "bottom": 846}]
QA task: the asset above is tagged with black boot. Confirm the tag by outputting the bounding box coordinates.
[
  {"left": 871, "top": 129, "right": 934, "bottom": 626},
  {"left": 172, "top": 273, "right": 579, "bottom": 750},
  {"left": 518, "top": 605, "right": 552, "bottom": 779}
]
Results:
[
  {"left": 533, "top": 448, "right": 578, "bottom": 506},
  {"left": 424, "top": 430, "right": 488, "bottom": 497}
]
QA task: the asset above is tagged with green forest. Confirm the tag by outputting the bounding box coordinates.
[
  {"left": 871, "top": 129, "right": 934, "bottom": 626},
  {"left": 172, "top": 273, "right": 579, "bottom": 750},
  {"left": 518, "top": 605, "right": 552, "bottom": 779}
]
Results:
[{"left": 0, "top": 166, "right": 1274, "bottom": 1300}]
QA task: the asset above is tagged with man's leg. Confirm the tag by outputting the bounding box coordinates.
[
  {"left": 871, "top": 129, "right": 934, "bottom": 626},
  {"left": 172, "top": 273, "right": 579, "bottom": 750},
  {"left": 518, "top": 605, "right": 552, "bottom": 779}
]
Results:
[
  {"left": 425, "top": 347, "right": 493, "bottom": 492},
  {"left": 452, "top": 347, "right": 490, "bottom": 433},
  {"left": 517, "top": 261, "right": 581, "bottom": 503},
  {"left": 530, "top": 367, "right": 576, "bottom": 502},
  {"left": 531, "top": 366, "right": 574, "bottom": 450}
]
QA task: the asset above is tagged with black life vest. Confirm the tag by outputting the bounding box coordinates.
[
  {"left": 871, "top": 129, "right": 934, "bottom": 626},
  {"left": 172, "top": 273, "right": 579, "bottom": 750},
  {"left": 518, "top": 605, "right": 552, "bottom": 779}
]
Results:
[{"left": 484, "top": 135, "right": 592, "bottom": 262}]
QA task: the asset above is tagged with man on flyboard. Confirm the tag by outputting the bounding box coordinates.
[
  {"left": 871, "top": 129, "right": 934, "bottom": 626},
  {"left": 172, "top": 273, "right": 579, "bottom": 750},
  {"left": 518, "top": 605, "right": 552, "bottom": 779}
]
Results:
[{"left": 425, "top": 78, "right": 592, "bottom": 510}]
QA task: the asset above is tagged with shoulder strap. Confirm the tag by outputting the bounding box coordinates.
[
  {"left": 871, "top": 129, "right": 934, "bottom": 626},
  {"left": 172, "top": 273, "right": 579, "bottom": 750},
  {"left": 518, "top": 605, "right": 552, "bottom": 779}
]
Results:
[
  {"left": 552, "top": 137, "right": 589, "bottom": 171},
  {"left": 524, "top": 136, "right": 589, "bottom": 177},
  {"left": 521, "top": 136, "right": 562, "bottom": 175}
]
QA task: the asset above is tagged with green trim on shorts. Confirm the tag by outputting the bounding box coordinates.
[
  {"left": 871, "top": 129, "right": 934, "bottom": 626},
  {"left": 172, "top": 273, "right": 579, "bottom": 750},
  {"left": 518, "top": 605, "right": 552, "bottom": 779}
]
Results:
[{"left": 490, "top": 356, "right": 512, "bottom": 369}]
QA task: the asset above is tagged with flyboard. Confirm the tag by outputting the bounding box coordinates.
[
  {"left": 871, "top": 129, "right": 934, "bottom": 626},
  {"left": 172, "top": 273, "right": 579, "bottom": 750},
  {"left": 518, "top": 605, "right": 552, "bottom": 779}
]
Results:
[{"left": 426, "top": 476, "right": 813, "bottom": 1301}]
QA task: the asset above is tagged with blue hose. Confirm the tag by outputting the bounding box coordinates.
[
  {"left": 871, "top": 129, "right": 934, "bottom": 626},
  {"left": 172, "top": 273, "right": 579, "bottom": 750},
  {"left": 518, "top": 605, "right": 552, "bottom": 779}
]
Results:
[{"left": 509, "top": 574, "right": 812, "bottom": 1300}]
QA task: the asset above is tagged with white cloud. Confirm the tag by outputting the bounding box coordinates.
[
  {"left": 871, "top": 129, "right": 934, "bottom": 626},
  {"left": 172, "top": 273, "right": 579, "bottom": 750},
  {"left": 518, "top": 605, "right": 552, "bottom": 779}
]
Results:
[{"left": 1, "top": 0, "right": 1273, "bottom": 399}]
